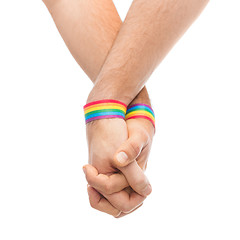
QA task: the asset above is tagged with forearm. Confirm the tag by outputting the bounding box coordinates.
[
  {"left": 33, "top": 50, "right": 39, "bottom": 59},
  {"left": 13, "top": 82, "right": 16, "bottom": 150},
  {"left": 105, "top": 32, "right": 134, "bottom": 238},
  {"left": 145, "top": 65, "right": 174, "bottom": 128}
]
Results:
[
  {"left": 43, "top": 0, "right": 151, "bottom": 105},
  {"left": 43, "top": 0, "right": 121, "bottom": 82},
  {"left": 88, "top": 0, "right": 209, "bottom": 105}
]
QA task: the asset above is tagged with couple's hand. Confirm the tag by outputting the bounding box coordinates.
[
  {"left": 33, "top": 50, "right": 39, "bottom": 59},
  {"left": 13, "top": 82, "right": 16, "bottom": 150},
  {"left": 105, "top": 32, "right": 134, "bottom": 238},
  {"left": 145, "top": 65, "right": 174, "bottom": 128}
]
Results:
[{"left": 83, "top": 116, "right": 154, "bottom": 217}]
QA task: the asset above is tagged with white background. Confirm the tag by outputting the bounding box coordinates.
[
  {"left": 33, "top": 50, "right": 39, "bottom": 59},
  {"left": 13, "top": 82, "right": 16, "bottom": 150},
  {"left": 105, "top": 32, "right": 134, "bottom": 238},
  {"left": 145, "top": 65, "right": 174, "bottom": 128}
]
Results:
[{"left": 0, "top": 0, "right": 240, "bottom": 239}]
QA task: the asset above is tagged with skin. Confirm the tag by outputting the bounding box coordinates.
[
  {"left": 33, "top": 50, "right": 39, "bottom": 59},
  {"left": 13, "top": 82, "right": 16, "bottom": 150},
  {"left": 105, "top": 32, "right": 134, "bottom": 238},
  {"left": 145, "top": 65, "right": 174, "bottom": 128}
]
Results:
[
  {"left": 88, "top": 0, "right": 210, "bottom": 105},
  {"left": 43, "top": 0, "right": 209, "bottom": 217},
  {"left": 43, "top": 0, "right": 154, "bottom": 217},
  {"left": 85, "top": 117, "right": 154, "bottom": 217}
]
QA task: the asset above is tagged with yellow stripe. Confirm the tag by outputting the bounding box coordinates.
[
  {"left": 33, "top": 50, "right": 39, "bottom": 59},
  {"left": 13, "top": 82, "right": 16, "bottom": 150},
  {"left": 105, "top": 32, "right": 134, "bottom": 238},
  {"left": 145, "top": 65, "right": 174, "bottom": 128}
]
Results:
[
  {"left": 84, "top": 103, "right": 126, "bottom": 111},
  {"left": 125, "top": 111, "right": 155, "bottom": 121},
  {"left": 84, "top": 105, "right": 126, "bottom": 114}
]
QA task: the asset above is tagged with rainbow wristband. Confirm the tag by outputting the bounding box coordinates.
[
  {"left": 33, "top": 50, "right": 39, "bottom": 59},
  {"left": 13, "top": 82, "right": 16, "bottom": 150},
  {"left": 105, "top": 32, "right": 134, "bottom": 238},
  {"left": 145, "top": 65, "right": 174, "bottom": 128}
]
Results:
[
  {"left": 84, "top": 100, "right": 127, "bottom": 124},
  {"left": 125, "top": 104, "right": 155, "bottom": 127}
]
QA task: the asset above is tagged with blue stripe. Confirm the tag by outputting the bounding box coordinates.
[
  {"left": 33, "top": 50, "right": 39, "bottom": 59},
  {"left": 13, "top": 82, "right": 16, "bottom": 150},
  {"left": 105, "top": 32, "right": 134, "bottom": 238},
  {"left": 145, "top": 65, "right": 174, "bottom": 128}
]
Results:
[
  {"left": 85, "top": 111, "right": 125, "bottom": 120},
  {"left": 126, "top": 105, "right": 155, "bottom": 117}
]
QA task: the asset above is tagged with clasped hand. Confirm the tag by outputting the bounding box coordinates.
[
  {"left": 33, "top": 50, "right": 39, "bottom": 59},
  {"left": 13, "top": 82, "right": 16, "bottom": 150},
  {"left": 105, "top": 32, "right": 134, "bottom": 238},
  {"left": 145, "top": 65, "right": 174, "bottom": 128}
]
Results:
[{"left": 83, "top": 114, "right": 154, "bottom": 218}]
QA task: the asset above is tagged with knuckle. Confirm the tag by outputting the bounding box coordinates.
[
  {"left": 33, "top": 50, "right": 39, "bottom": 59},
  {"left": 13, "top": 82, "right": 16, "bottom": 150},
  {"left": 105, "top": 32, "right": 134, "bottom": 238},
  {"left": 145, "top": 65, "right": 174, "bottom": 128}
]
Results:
[
  {"left": 103, "top": 181, "right": 113, "bottom": 195},
  {"left": 89, "top": 198, "right": 97, "bottom": 210},
  {"left": 85, "top": 175, "right": 94, "bottom": 186},
  {"left": 128, "top": 141, "right": 141, "bottom": 158},
  {"left": 119, "top": 204, "right": 132, "bottom": 213},
  {"left": 135, "top": 177, "right": 149, "bottom": 192}
]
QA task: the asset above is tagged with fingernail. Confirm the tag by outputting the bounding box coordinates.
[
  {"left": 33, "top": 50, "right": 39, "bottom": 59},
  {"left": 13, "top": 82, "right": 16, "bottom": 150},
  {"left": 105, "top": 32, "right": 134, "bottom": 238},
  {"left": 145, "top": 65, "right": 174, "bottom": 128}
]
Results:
[
  {"left": 82, "top": 166, "right": 86, "bottom": 175},
  {"left": 116, "top": 152, "right": 128, "bottom": 164},
  {"left": 143, "top": 184, "right": 152, "bottom": 196}
]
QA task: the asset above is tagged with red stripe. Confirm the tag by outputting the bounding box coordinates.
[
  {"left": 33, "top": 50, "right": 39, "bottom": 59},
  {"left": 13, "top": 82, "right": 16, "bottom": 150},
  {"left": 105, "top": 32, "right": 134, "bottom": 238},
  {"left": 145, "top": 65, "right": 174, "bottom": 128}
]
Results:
[
  {"left": 126, "top": 115, "right": 155, "bottom": 127},
  {"left": 84, "top": 99, "right": 127, "bottom": 109}
]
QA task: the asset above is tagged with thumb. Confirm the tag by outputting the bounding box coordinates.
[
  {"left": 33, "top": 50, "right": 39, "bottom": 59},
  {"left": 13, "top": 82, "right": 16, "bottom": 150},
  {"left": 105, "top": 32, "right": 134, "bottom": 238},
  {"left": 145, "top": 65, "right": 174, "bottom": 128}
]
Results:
[{"left": 113, "top": 133, "right": 148, "bottom": 168}]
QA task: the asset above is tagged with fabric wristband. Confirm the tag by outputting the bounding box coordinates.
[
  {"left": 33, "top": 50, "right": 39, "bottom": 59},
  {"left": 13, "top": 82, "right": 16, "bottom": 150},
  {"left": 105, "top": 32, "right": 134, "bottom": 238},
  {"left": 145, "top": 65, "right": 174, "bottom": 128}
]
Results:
[
  {"left": 84, "top": 99, "right": 127, "bottom": 124},
  {"left": 125, "top": 104, "right": 155, "bottom": 128}
]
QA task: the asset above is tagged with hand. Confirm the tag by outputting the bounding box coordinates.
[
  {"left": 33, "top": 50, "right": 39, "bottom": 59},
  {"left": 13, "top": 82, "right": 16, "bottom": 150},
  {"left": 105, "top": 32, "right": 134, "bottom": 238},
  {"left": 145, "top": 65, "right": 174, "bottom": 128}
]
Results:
[
  {"left": 83, "top": 117, "right": 154, "bottom": 217},
  {"left": 114, "top": 118, "right": 155, "bottom": 169}
]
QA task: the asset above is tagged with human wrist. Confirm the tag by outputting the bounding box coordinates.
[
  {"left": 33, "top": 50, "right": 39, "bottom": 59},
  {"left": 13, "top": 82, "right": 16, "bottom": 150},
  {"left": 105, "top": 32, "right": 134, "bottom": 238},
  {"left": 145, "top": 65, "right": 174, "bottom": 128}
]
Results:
[
  {"left": 86, "top": 83, "right": 154, "bottom": 127},
  {"left": 128, "top": 86, "right": 151, "bottom": 107},
  {"left": 85, "top": 86, "right": 155, "bottom": 133},
  {"left": 84, "top": 99, "right": 127, "bottom": 124},
  {"left": 126, "top": 87, "right": 155, "bottom": 129},
  {"left": 87, "top": 81, "right": 133, "bottom": 106},
  {"left": 87, "top": 84, "right": 151, "bottom": 108}
]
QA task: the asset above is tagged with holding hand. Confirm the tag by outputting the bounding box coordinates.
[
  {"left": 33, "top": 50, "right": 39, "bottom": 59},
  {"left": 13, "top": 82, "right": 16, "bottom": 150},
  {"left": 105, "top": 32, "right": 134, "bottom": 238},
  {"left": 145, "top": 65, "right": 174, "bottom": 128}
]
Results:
[
  {"left": 83, "top": 116, "right": 154, "bottom": 217},
  {"left": 43, "top": 0, "right": 209, "bottom": 217},
  {"left": 82, "top": 100, "right": 155, "bottom": 217}
]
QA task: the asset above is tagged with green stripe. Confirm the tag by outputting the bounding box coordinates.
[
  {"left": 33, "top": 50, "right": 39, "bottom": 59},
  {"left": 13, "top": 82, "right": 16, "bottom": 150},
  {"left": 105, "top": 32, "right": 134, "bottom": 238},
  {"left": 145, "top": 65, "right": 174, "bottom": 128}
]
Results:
[{"left": 85, "top": 109, "right": 125, "bottom": 118}]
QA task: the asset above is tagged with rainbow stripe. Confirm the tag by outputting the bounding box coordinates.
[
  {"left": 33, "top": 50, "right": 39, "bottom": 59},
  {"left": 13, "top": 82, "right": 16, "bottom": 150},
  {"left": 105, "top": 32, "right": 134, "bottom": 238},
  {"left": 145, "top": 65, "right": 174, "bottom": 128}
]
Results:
[
  {"left": 125, "top": 104, "right": 155, "bottom": 127},
  {"left": 84, "top": 100, "right": 127, "bottom": 124}
]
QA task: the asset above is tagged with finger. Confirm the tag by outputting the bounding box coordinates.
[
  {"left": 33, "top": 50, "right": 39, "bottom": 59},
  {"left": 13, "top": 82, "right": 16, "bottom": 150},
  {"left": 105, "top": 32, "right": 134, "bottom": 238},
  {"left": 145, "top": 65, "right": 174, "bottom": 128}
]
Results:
[
  {"left": 119, "top": 161, "right": 152, "bottom": 197},
  {"left": 113, "top": 133, "right": 148, "bottom": 168},
  {"left": 87, "top": 185, "right": 121, "bottom": 218},
  {"left": 116, "top": 203, "right": 143, "bottom": 218},
  {"left": 98, "top": 187, "right": 146, "bottom": 214},
  {"left": 83, "top": 164, "right": 128, "bottom": 194}
]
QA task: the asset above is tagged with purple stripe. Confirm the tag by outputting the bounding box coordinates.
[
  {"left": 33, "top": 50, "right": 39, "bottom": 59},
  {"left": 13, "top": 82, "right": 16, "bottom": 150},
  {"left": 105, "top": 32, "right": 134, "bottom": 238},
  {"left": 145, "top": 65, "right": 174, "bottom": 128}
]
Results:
[
  {"left": 86, "top": 115, "right": 125, "bottom": 123},
  {"left": 127, "top": 103, "right": 154, "bottom": 112}
]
